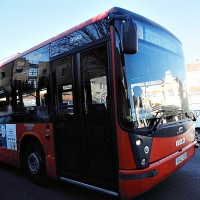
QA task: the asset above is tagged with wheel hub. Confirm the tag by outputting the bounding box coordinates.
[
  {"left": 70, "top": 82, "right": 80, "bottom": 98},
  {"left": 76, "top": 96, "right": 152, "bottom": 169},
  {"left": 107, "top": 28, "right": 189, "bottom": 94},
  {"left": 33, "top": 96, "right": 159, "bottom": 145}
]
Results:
[{"left": 28, "top": 152, "right": 41, "bottom": 174}]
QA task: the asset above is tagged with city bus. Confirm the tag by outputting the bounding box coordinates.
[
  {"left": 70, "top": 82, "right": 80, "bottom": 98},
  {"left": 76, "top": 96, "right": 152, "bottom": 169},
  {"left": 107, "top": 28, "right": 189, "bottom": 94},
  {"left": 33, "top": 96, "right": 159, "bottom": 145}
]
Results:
[{"left": 0, "top": 7, "right": 198, "bottom": 199}]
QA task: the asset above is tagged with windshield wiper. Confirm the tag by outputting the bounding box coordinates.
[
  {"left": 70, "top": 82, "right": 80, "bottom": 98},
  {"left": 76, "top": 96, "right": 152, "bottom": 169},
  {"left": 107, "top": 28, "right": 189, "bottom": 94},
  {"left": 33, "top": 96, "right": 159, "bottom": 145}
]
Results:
[
  {"left": 150, "top": 109, "right": 166, "bottom": 134},
  {"left": 149, "top": 105, "right": 180, "bottom": 134},
  {"left": 185, "top": 112, "right": 196, "bottom": 121}
]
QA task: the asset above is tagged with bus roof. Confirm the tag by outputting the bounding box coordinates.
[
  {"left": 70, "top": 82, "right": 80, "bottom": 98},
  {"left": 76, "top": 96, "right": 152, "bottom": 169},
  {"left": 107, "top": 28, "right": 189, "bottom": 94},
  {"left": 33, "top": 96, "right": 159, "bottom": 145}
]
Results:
[{"left": 0, "top": 7, "right": 181, "bottom": 67}]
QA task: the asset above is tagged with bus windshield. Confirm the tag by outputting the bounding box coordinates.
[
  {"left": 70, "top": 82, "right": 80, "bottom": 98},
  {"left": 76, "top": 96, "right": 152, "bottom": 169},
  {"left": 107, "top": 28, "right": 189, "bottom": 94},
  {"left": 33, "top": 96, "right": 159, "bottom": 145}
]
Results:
[{"left": 118, "top": 20, "right": 188, "bottom": 129}]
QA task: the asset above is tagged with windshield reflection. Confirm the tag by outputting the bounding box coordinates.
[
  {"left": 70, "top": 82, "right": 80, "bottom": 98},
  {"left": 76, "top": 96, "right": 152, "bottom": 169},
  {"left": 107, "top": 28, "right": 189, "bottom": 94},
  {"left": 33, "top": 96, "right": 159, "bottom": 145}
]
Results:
[{"left": 121, "top": 40, "right": 188, "bottom": 129}]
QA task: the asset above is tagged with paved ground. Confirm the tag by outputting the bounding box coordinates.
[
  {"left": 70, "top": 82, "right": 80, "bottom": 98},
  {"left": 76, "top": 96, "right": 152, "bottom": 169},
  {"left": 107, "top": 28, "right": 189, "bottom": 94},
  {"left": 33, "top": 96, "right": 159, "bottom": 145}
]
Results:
[{"left": 0, "top": 147, "right": 199, "bottom": 199}]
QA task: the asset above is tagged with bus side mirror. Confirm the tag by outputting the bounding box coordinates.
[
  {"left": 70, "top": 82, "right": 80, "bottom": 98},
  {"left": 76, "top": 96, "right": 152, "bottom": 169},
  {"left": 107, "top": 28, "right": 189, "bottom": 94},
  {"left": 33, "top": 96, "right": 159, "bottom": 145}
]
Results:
[{"left": 121, "top": 20, "right": 138, "bottom": 54}]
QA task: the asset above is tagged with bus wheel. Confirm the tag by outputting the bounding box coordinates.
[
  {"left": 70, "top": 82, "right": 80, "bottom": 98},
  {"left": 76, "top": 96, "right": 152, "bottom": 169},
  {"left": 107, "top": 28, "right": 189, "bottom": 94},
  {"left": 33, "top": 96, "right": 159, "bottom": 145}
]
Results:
[{"left": 25, "top": 140, "right": 47, "bottom": 185}]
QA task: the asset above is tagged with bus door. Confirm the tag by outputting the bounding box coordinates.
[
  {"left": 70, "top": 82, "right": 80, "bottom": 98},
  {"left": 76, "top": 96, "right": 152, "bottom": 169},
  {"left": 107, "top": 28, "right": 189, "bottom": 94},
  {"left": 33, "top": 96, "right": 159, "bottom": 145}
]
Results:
[
  {"left": 53, "top": 44, "right": 117, "bottom": 189},
  {"left": 52, "top": 56, "right": 78, "bottom": 175}
]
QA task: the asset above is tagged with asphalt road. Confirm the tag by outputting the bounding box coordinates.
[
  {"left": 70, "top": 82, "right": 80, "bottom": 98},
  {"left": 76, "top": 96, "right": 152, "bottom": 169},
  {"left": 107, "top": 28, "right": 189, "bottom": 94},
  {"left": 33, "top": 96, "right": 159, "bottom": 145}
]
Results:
[{"left": 0, "top": 147, "right": 199, "bottom": 200}]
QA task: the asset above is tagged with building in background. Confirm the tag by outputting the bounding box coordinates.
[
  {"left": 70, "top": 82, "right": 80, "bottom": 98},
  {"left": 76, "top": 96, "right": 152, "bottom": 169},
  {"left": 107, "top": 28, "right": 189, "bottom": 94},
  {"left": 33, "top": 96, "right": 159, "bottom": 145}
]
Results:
[{"left": 186, "top": 61, "right": 200, "bottom": 110}]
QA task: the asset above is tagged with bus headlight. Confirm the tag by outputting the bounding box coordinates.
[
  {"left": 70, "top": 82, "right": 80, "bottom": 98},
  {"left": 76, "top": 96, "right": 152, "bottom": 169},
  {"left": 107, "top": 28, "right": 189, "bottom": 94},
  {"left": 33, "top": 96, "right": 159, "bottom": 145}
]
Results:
[
  {"left": 136, "top": 139, "right": 142, "bottom": 146},
  {"left": 129, "top": 133, "right": 153, "bottom": 169}
]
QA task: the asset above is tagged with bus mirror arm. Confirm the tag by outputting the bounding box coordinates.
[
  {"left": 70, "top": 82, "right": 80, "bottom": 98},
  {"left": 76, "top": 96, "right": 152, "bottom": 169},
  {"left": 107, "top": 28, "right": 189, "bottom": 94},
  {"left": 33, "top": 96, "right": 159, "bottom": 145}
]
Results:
[
  {"left": 108, "top": 13, "right": 138, "bottom": 54},
  {"left": 108, "top": 13, "right": 132, "bottom": 22}
]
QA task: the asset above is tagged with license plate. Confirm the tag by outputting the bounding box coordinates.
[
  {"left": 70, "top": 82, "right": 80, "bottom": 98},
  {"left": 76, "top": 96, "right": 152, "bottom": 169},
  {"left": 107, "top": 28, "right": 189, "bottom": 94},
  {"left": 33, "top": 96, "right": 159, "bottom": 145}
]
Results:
[{"left": 175, "top": 152, "right": 187, "bottom": 165}]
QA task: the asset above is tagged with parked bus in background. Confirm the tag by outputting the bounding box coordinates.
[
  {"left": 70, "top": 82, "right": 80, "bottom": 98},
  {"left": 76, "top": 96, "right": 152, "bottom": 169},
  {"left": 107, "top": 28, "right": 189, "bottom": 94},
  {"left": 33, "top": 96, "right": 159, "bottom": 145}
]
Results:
[{"left": 0, "top": 7, "right": 198, "bottom": 199}]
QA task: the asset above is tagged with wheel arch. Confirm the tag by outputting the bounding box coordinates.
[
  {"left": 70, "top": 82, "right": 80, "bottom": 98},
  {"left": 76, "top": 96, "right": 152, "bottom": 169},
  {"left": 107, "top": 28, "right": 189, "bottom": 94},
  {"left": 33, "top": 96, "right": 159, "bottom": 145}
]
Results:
[{"left": 20, "top": 135, "right": 45, "bottom": 168}]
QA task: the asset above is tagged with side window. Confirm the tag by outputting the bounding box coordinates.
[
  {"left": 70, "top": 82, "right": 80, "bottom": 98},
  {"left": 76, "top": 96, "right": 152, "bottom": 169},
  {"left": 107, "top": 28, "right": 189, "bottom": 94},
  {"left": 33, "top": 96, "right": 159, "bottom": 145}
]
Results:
[
  {"left": 0, "top": 62, "right": 13, "bottom": 117},
  {"left": 0, "top": 46, "right": 50, "bottom": 122},
  {"left": 11, "top": 59, "right": 50, "bottom": 121},
  {"left": 80, "top": 44, "right": 108, "bottom": 118},
  {"left": 53, "top": 56, "right": 74, "bottom": 121}
]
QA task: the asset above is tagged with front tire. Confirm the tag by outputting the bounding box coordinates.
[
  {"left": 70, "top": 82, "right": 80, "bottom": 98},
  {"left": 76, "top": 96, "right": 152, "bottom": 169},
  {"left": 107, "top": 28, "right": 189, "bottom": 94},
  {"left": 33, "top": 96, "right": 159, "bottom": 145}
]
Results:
[{"left": 25, "top": 140, "right": 47, "bottom": 185}]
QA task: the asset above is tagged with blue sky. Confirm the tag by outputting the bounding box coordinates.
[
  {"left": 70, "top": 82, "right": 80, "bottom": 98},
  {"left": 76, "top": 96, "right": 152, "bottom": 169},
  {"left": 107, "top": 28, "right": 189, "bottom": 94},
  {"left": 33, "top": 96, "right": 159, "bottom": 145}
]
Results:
[{"left": 0, "top": 0, "right": 200, "bottom": 64}]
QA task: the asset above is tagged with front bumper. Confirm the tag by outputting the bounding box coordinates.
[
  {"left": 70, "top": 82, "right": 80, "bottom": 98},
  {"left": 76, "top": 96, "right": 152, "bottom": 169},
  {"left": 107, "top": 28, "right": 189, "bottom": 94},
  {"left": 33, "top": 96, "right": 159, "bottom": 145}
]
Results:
[{"left": 119, "top": 141, "right": 197, "bottom": 199}]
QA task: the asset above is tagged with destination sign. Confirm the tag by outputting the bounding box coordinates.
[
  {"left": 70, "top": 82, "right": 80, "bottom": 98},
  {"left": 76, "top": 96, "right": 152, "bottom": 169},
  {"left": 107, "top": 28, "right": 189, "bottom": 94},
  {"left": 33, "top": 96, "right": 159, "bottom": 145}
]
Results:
[{"left": 136, "top": 22, "right": 177, "bottom": 53}]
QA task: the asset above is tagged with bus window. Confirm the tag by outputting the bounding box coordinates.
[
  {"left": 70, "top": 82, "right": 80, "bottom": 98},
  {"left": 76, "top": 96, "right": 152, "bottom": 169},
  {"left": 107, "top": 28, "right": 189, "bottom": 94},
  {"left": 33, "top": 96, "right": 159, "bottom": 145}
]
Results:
[
  {"left": 6, "top": 46, "right": 51, "bottom": 122},
  {"left": 53, "top": 56, "right": 78, "bottom": 173},
  {"left": 81, "top": 46, "right": 108, "bottom": 117},
  {"left": 53, "top": 57, "right": 74, "bottom": 121}
]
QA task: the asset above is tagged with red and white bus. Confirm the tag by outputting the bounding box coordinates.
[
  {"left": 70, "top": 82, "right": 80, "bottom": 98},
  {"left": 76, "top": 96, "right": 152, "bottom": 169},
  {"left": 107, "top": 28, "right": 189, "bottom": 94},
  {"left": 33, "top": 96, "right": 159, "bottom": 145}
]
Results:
[{"left": 0, "top": 7, "right": 198, "bottom": 199}]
